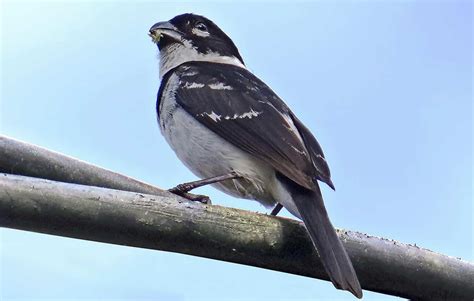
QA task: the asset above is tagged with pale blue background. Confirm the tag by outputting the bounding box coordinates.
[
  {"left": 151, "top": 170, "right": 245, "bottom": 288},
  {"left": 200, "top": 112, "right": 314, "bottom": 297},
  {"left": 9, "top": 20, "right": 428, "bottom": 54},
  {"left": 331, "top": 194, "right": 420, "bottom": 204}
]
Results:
[{"left": 0, "top": 1, "right": 472, "bottom": 300}]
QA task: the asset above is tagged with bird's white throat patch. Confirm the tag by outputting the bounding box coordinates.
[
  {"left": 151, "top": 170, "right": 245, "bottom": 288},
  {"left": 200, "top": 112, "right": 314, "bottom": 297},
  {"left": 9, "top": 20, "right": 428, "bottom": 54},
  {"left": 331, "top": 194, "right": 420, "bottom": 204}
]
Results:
[{"left": 158, "top": 43, "right": 246, "bottom": 78}]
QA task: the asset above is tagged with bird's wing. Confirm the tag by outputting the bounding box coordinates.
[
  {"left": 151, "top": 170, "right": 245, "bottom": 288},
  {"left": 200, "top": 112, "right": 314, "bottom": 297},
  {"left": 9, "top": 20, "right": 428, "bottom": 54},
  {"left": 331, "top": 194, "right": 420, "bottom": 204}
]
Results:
[{"left": 163, "top": 62, "right": 332, "bottom": 190}]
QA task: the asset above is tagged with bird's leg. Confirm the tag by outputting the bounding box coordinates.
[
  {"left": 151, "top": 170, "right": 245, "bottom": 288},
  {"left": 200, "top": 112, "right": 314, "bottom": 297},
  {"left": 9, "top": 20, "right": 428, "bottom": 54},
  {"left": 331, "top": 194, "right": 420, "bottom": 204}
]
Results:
[
  {"left": 270, "top": 203, "right": 283, "bottom": 216},
  {"left": 170, "top": 171, "right": 241, "bottom": 192},
  {"left": 169, "top": 171, "right": 242, "bottom": 204}
]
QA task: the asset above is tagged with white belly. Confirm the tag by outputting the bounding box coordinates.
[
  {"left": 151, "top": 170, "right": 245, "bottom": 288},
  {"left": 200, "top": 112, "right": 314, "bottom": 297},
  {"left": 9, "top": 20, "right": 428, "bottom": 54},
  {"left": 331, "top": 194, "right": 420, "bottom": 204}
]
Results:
[{"left": 159, "top": 92, "right": 276, "bottom": 207}]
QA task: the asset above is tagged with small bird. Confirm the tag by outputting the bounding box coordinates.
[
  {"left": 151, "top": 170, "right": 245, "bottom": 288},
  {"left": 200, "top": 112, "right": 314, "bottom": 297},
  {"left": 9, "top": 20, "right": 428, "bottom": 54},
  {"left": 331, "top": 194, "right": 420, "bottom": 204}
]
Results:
[{"left": 149, "top": 13, "right": 362, "bottom": 298}]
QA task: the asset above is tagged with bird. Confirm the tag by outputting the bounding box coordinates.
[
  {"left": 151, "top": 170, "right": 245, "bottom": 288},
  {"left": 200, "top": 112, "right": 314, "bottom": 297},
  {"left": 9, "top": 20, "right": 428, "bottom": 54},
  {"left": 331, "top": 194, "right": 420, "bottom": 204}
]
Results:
[{"left": 149, "top": 13, "right": 362, "bottom": 298}]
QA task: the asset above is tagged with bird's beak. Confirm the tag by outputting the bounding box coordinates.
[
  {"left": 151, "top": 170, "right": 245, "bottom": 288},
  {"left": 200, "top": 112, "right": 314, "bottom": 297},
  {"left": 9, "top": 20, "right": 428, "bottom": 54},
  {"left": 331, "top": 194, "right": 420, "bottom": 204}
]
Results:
[{"left": 149, "top": 21, "right": 182, "bottom": 44}]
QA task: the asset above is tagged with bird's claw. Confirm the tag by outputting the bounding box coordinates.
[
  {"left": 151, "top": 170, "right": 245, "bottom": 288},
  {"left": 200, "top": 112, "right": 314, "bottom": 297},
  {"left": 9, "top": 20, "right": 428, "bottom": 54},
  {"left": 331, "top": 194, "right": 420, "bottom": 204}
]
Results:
[
  {"left": 168, "top": 171, "right": 242, "bottom": 205},
  {"left": 169, "top": 183, "right": 194, "bottom": 193},
  {"left": 184, "top": 193, "right": 211, "bottom": 205},
  {"left": 168, "top": 188, "right": 212, "bottom": 205}
]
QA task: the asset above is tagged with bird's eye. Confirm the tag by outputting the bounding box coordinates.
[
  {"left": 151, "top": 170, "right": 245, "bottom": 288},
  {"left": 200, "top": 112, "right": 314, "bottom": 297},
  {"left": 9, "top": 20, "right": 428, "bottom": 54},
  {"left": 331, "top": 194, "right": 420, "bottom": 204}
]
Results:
[{"left": 195, "top": 22, "right": 208, "bottom": 32}]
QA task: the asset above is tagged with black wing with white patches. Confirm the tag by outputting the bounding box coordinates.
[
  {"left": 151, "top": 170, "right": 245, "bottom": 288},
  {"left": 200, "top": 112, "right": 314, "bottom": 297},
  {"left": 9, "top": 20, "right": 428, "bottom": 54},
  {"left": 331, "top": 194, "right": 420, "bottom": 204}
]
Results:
[
  {"left": 290, "top": 113, "right": 334, "bottom": 189},
  {"left": 159, "top": 61, "right": 332, "bottom": 191}
]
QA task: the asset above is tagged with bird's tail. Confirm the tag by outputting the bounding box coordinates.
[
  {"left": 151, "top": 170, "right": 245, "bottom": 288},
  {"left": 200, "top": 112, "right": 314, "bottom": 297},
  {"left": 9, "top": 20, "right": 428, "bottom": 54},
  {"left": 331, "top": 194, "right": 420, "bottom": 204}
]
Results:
[{"left": 289, "top": 182, "right": 362, "bottom": 298}]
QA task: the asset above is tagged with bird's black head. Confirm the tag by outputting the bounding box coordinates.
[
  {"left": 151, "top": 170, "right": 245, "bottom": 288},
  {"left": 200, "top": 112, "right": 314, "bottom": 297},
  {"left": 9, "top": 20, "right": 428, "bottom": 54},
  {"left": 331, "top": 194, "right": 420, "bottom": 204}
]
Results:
[{"left": 149, "top": 14, "right": 245, "bottom": 77}]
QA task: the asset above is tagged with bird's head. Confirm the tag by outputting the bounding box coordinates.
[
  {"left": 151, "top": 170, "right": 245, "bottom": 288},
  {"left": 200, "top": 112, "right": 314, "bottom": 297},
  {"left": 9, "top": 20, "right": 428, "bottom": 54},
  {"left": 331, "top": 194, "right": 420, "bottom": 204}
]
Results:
[{"left": 149, "top": 14, "right": 245, "bottom": 77}]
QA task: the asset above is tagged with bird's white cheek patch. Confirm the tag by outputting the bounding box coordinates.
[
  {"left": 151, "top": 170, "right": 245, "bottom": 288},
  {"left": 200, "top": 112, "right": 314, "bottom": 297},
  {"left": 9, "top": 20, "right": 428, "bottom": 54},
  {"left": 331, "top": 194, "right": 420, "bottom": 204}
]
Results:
[{"left": 192, "top": 28, "right": 210, "bottom": 37}]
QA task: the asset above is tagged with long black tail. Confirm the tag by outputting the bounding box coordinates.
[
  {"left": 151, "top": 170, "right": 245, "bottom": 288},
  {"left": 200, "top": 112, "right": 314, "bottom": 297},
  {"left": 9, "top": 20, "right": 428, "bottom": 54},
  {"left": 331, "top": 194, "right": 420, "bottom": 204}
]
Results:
[{"left": 288, "top": 181, "right": 362, "bottom": 298}]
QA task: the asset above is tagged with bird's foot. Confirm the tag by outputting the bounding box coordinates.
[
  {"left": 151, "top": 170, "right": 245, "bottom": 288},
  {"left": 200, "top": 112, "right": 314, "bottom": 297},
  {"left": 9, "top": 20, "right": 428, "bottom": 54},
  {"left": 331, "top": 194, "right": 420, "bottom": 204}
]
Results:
[
  {"left": 168, "top": 171, "right": 242, "bottom": 205},
  {"left": 169, "top": 182, "right": 197, "bottom": 193},
  {"left": 169, "top": 189, "right": 212, "bottom": 205}
]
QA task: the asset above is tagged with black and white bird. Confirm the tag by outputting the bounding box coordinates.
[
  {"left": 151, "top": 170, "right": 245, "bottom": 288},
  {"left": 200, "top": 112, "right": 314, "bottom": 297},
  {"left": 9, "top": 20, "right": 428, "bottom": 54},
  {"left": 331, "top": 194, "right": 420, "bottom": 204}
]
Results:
[{"left": 149, "top": 13, "right": 362, "bottom": 298}]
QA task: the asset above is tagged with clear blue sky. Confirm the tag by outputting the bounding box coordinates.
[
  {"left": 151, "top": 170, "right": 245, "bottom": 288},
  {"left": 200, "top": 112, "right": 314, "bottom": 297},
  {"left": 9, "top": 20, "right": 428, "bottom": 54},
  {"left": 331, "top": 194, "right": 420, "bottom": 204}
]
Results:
[{"left": 1, "top": 1, "right": 472, "bottom": 300}]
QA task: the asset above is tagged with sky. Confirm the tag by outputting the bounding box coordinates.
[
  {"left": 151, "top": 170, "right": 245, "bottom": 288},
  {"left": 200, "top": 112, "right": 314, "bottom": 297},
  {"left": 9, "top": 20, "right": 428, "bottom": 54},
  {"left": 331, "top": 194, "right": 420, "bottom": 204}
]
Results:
[{"left": 0, "top": 0, "right": 472, "bottom": 300}]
